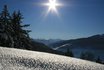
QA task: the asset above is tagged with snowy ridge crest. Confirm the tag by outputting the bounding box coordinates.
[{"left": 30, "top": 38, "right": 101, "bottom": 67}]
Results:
[{"left": 0, "top": 47, "right": 104, "bottom": 70}]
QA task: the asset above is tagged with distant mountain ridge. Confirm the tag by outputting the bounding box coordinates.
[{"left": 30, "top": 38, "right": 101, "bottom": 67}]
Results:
[
  {"left": 49, "top": 34, "right": 104, "bottom": 60},
  {"left": 34, "top": 39, "right": 62, "bottom": 46},
  {"left": 50, "top": 34, "right": 104, "bottom": 49}
]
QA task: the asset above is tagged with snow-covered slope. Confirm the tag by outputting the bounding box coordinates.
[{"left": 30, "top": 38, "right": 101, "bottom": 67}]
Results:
[{"left": 0, "top": 47, "right": 104, "bottom": 70}]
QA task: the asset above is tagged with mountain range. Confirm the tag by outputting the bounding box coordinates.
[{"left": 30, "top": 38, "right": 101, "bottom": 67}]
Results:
[
  {"left": 34, "top": 39, "right": 62, "bottom": 46},
  {"left": 49, "top": 34, "right": 104, "bottom": 59},
  {"left": 50, "top": 34, "right": 104, "bottom": 49}
]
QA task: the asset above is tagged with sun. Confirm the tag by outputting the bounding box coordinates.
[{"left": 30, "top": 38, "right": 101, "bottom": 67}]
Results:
[
  {"left": 46, "top": 0, "right": 58, "bottom": 11},
  {"left": 43, "top": 0, "right": 62, "bottom": 15}
]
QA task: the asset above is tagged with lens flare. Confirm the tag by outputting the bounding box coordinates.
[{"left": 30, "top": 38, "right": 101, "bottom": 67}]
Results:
[{"left": 43, "top": 0, "right": 62, "bottom": 16}]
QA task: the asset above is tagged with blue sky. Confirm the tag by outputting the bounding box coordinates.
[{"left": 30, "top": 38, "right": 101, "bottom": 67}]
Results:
[{"left": 0, "top": 0, "right": 104, "bottom": 40}]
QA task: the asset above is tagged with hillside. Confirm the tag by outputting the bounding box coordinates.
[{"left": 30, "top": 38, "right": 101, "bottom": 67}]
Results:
[
  {"left": 50, "top": 34, "right": 104, "bottom": 60},
  {"left": 0, "top": 47, "right": 104, "bottom": 70},
  {"left": 29, "top": 39, "right": 64, "bottom": 55},
  {"left": 50, "top": 34, "right": 104, "bottom": 49},
  {"left": 29, "top": 39, "right": 53, "bottom": 52}
]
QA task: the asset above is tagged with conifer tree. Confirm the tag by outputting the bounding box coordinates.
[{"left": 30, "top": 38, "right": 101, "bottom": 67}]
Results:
[
  {"left": 80, "top": 52, "right": 95, "bottom": 61},
  {"left": 96, "top": 56, "right": 102, "bottom": 64},
  {"left": 0, "top": 5, "right": 32, "bottom": 49},
  {"left": 65, "top": 48, "right": 74, "bottom": 57},
  {"left": 0, "top": 5, "right": 14, "bottom": 47},
  {"left": 11, "top": 10, "right": 31, "bottom": 49}
]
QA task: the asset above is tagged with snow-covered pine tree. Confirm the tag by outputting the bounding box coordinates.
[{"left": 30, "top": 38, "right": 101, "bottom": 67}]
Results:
[
  {"left": 0, "top": 5, "right": 14, "bottom": 47},
  {"left": 11, "top": 11, "right": 31, "bottom": 49},
  {"left": 0, "top": 5, "right": 32, "bottom": 49}
]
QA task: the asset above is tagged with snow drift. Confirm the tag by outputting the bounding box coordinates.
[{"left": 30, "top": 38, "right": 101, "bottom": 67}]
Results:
[{"left": 0, "top": 47, "right": 104, "bottom": 70}]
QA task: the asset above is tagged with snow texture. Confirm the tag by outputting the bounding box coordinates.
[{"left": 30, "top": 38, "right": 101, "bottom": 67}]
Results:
[{"left": 0, "top": 47, "right": 104, "bottom": 70}]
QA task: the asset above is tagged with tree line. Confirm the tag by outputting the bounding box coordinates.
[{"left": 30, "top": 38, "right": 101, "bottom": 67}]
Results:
[{"left": 64, "top": 48, "right": 104, "bottom": 64}]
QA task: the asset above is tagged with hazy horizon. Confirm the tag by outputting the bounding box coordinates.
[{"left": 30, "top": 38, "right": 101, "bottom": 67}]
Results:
[{"left": 33, "top": 33, "right": 104, "bottom": 40}]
